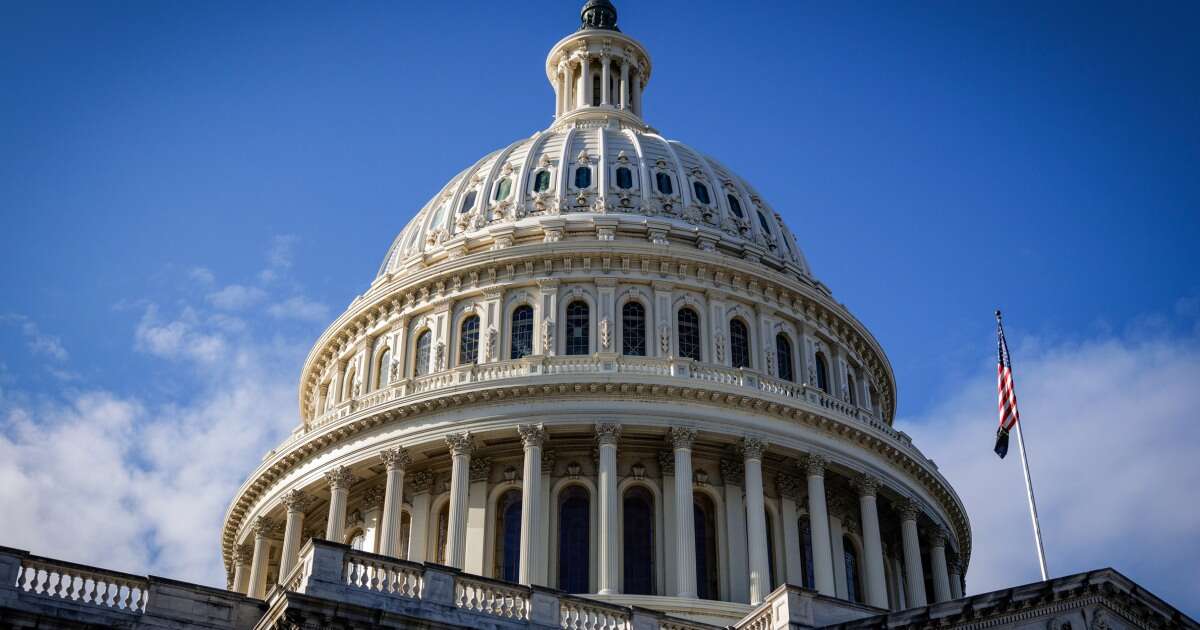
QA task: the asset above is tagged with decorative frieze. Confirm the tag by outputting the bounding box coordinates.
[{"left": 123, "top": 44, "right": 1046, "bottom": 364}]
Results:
[
  {"left": 409, "top": 470, "right": 434, "bottom": 495},
  {"left": 469, "top": 457, "right": 492, "bottom": 483}
]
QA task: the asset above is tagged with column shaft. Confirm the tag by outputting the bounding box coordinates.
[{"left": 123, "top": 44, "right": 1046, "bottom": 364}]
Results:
[
  {"left": 379, "top": 448, "right": 410, "bottom": 557},
  {"left": 900, "top": 503, "right": 928, "bottom": 607},
  {"left": 600, "top": 56, "right": 611, "bottom": 105},
  {"left": 948, "top": 561, "right": 963, "bottom": 599},
  {"left": 742, "top": 439, "right": 771, "bottom": 604},
  {"left": 671, "top": 428, "right": 698, "bottom": 598},
  {"left": 930, "top": 530, "right": 952, "bottom": 603},
  {"left": 597, "top": 424, "right": 621, "bottom": 594},
  {"left": 619, "top": 62, "right": 630, "bottom": 108},
  {"left": 805, "top": 457, "right": 837, "bottom": 596},
  {"left": 247, "top": 520, "right": 272, "bottom": 599},
  {"left": 856, "top": 478, "right": 889, "bottom": 609},
  {"left": 829, "top": 512, "right": 848, "bottom": 599},
  {"left": 232, "top": 546, "right": 252, "bottom": 594},
  {"left": 580, "top": 56, "right": 591, "bottom": 107},
  {"left": 518, "top": 425, "right": 546, "bottom": 585},
  {"left": 278, "top": 494, "right": 306, "bottom": 581},
  {"left": 324, "top": 467, "right": 355, "bottom": 544},
  {"left": 445, "top": 433, "right": 473, "bottom": 569}
]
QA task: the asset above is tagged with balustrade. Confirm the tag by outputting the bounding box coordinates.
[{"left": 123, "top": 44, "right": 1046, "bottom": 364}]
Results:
[
  {"left": 15, "top": 557, "right": 149, "bottom": 613},
  {"left": 344, "top": 550, "right": 423, "bottom": 599},
  {"left": 559, "top": 598, "right": 629, "bottom": 630},
  {"left": 455, "top": 575, "right": 530, "bottom": 620}
]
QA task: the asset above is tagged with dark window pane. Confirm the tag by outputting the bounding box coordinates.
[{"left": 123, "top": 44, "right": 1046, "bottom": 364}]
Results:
[
  {"left": 460, "top": 190, "right": 477, "bottom": 214},
  {"left": 511, "top": 306, "right": 534, "bottom": 359},
  {"left": 566, "top": 301, "right": 590, "bottom": 355},
  {"left": 776, "top": 334, "right": 794, "bottom": 382},
  {"left": 575, "top": 166, "right": 592, "bottom": 189},
  {"left": 623, "top": 487, "right": 655, "bottom": 595},
  {"left": 534, "top": 170, "right": 551, "bottom": 192},
  {"left": 844, "top": 536, "right": 860, "bottom": 603},
  {"left": 656, "top": 172, "right": 673, "bottom": 195},
  {"left": 816, "top": 353, "right": 830, "bottom": 393},
  {"left": 757, "top": 210, "right": 773, "bottom": 234},
  {"left": 727, "top": 194, "right": 744, "bottom": 218},
  {"left": 495, "top": 178, "right": 511, "bottom": 201},
  {"left": 730, "top": 319, "right": 750, "bottom": 369},
  {"left": 492, "top": 490, "right": 522, "bottom": 582},
  {"left": 847, "top": 373, "right": 857, "bottom": 404},
  {"left": 799, "top": 519, "right": 814, "bottom": 589},
  {"left": 678, "top": 308, "right": 701, "bottom": 361},
  {"left": 414, "top": 331, "right": 432, "bottom": 376},
  {"left": 592, "top": 75, "right": 601, "bottom": 106},
  {"left": 459, "top": 316, "right": 480, "bottom": 365},
  {"left": 622, "top": 302, "right": 646, "bottom": 356},
  {"left": 558, "top": 486, "right": 590, "bottom": 593},
  {"left": 693, "top": 181, "right": 710, "bottom": 205},
  {"left": 616, "top": 167, "right": 633, "bottom": 189},
  {"left": 694, "top": 495, "right": 720, "bottom": 600}
]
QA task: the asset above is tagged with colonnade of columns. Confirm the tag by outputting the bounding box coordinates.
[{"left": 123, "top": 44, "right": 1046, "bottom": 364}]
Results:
[
  {"left": 554, "top": 49, "right": 644, "bottom": 118},
  {"left": 236, "top": 426, "right": 962, "bottom": 611}
]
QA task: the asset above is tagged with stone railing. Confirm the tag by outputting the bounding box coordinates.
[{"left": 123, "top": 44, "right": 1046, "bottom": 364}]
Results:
[
  {"left": 13, "top": 555, "right": 150, "bottom": 613},
  {"left": 310, "top": 354, "right": 907, "bottom": 451},
  {"left": 280, "top": 539, "right": 722, "bottom": 630}
]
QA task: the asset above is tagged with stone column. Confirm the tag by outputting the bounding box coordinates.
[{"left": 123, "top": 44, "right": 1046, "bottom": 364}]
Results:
[
  {"left": 247, "top": 516, "right": 274, "bottom": 599},
  {"left": 659, "top": 450, "right": 678, "bottom": 595},
  {"left": 465, "top": 457, "right": 490, "bottom": 575},
  {"left": 828, "top": 502, "right": 848, "bottom": 600},
  {"left": 721, "top": 458, "right": 749, "bottom": 604},
  {"left": 231, "top": 544, "right": 252, "bottom": 594},
  {"left": 948, "top": 559, "right": 963, "bottom": 599},
  {"left": 600, "top": 55, "right": 612, "bottom": 105},
  {"left": 670, "top": 427, "right": 698, "bottom": 598},
  {"left": 804, "top": 455, "right": 837, "bottom": 596},
  {"left": 929, "top": 527, "right": 953, "bottom": 603},
  {"left": 445, "top": 432, "right": 474, "bottom": 569},
  {"left": 899, "top": 499, "right": 928, "bottom": 607},
  {"left": 324, "top": 466, "right": 356, "bottom": 544},
  {"left": 580, "top": 55, "right": 591, "bottom": 107},
  {"left": 360, "top": 487, "right": 385, "bottom": 553},
  {"left": 741, "top": 438, "right": 771, "bottom": 605},
  {"left": 855, "top": 476, "right": 889, "bottom": 609},
  {"left": 596, "top": 423, "right": 621, "bottom": 594},
  {"left": 538, "top": 450, "right": 556, "bottom": 585},
  {"left": 378, "top": 447, "right": 411, "bottom": 557},
  {"left": 278, "top": 490, "right": 310, "bottom": 581},
  {"left": 407, "top": 471, "right": 433, "bottom": 562},
  {"left": 518, "top": 424, "right": 547, "bottom": 585},
  {"left": 777, "top": 475, "right": 805, "bottom": 588},
  {"left": 619, "top": 60, "right": 630, "bottom": 108},
  {"left": 631, "top": 72, "right": 642, "bottom": 115}
]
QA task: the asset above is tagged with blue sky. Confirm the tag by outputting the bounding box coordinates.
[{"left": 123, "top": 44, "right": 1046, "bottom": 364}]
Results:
[{"left": 1, "top": 0, "right": 1198, "bottom": 616}]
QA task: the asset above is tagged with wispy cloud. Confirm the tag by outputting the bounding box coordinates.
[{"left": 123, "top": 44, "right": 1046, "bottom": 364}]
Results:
[
  {"left": 134, "top": 305, "right": 228, "bottom": 364},
  {"left": 207, "top": 284, "right": 267, "bottom": 311},
  {"left": 268, "top": 295, "right": 330, "bottom": 322},
  {"left": 902, "top": 310, "right": 1200, "bottom": 616},
  {"left": 1, "top": 314, "right": 69, "bottom": 361}
]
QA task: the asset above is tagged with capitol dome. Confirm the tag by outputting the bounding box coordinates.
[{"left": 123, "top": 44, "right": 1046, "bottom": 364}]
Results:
[{"left": 222, "top": 2, "right": 970, "bottom": 624}]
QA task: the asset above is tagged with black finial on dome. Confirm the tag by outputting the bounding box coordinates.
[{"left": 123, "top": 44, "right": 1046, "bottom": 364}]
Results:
[{"left": 580, "top": 0, "right": 619, "bottom": 32}]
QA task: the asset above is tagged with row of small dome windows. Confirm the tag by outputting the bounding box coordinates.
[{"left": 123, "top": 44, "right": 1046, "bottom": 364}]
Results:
[
  {"left": 453, "top": 167, "right": 775, "bottom": 235},
  {"left": 373, "top": 302, "right": 850, "bottom": 398}
]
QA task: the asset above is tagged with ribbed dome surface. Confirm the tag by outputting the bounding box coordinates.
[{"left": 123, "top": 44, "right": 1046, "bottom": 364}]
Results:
[{"left": 376, "top": 124, "right": 811, "bottom": 281}]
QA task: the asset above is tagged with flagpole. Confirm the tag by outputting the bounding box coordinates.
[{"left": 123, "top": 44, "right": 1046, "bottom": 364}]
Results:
[{"left": 1013, "top": 395, "right": 1049, "bottom": 581}]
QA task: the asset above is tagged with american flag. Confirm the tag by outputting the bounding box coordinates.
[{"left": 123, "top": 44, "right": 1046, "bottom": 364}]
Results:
[{"left": 994, "top": 310, "right": 1019, "bottom": 458}]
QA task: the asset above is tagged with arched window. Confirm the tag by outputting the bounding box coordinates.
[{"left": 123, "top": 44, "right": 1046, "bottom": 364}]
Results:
[
  {"left": 622, "top": 302, "right": 646, "bottom": 356},
  {"left": 398, "top": 512, "right": 411, "bottom": 560},
  {"left": 558, "top": 486, "right": 591, "bottom": 593},
  {"left": 756, "top": 210, "right": 773, "bottom": 234},
  {"left": 511, "top": 306, "right": 534, "bottom": 359},
  {"left": 575, "top": 166, "right": 592, "bottom": 189},
  {"left": 493, "top": 490, "right": 522, "bottom": 582},
  {"left": 847, "top": 372, "right": 858, "bottom": 405},
  {"left": 656, "top": 172, "right": 673, "bottom": 195},
  {"left": 615, "top": 166, "right": 633, "bottom": 189},
  {"left": 844, "top": 536, "right": 861, "bottom": 603},
  {"left": 730, "top": 319, "right": 750, "bottom": 369},
  {"left": 413, "top": 331, "right": 432, "bottom": 377},
  {"left": 678, "top": 308, "right": 701, "bottom": 361},
  {"left": 693, "top": 181, "right": 711, "bottom": 205},
  {"left": 623, "top": 486, "right": 655, "bottom": 595},
  {"left": 435, "top": 504, "right": 450, "bottom": 564},
  {"left": 430, "top": 204, "right": 447, "bottom": 231},
  {"left": 693, "top": 494, "right": 720, "bottom": 600},
  {"left": 459, "top": 315, "right": 480, "bottom": 365},
  {"left": 775, "top": 334, "right": 794, "bottom": 382},
  {"left": 534, "top": 170, "right": 551, "bottom": 193},
  {"left": 815, "top": 352, "right": 830, "bottom": 393},
  {"left": 460, "top": 190, "right": 477, "bottom": 214},
  {"left": 727, "top": 194, "right": 744, "bottom": 218},
  {"left": 869, "top": 386, "right": 880, "bottom": 413},
  {"left": 377, "top": 349, "right": 392, "bottom": 389},
  {"left": 343, "top": 366, "right": 357, "bottom": 400},
  {"left": 799, "top": 517, "right": 815, "bottom": 589},
  {"left": 494, "top": 178, "right": 512, "bottom": 201},
  {"left": 566, "top": 301, "right": 590, "bottom": 355}
]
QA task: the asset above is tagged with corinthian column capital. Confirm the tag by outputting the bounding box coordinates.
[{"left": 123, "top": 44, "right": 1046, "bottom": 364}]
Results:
[
  {"left": 518, "top": 423, "right": 548, "bottom": 448},
  {"left": 379, "top": 447, "right": 412, "bottom": 471},
  {"left": 669, "top": 426, "right": 697, "bottom": 450},
  {"left": 854, "top": 474, "right": 880, "bottom": 498},
  {"left": 445, "top": 431, "right": 475, "bottom": 456},
  {"left": 803, "top": 454, "right": 827, "bottom": 477},
  {"left": 251, "top": 516, "right": 277, "bottom": 538},
  {"left": 281, "top": 489, "right": 311, "bottom": 512},
  {"left": 324, "top": 466, "right": 357, "bottom": 490},
  {"left": 739, "top": 436, "right": 768, "bottom": 460},
  {"left": 899, "top": 498, "right": 923, "bottom": 522},
  {"left": 595, "top": 422, "right": 622, "bottom": 446}
]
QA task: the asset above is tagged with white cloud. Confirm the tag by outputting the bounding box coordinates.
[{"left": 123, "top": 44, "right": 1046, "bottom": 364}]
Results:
[
  {"left": 268, "top": 295, "right": 330, "bottom": 322},
  {"left": 189, "top": 267, "right": 216, "bottom": 286},
  {"left": 206, "top": 284, "right": 267, "bottom": 311},
  {"left": 259, "top": 234, "right": 299, "bottom": 284},
  {"left": 2, "top": 314, "right": 69, "bottom": 361},
  {"left": 134, "top": 305, "right": 227, "bottom": 364},
  {"left": 902, "top": 321, "right": 1200, "bottom": 613}
]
